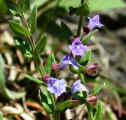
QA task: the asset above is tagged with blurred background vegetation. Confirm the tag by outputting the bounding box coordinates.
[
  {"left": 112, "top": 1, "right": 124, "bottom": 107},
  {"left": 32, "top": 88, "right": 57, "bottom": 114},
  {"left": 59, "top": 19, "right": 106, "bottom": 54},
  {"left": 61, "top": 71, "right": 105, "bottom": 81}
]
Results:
[{"left": 0, "top": 0, "right": 126, "bottom": 120}]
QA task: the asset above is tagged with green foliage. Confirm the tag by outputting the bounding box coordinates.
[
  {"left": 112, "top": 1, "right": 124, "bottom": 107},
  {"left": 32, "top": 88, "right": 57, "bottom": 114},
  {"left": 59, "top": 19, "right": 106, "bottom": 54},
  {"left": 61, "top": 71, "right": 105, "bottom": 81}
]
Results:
[
  {"left": 91, "top": 83, "right": 104, "bottom": 96},
  {"left": 56, "top": 100, "right": 74, "bottom": 112},
  {"left": 104, "top": 81, "right": 126, "bottom": 95},
  {"left": 76, "top": 2, "right": 90, "bottom": 16},
  {"left": 69, "top": 64, "right": 86, "bottom": 73},
  {"left": 35, "top": 35, "right": 47, "bottom": 54},
  {"left": 40, "top": 89, "right": 53, "bottom": 113},
  {"left": 72, "top": 91, "right": 87, "bottom": 100},
  {"left": 80, "top": 50, "right": 91, "bottom": 65},
  {"left": 4, "top": 0, "right": 125, "bottom": 119},
  {"left": 45, "top": 53, "right": 56, "bottom": 74},
  {"left": 79, "top": 73, "right": 85, "bottom": 84},
  {"left": 95, "top": 79, "right": 126, "bottom": 95},
  {"left": 106, "top": 111, "right": 113, "bottom": 120},
  {"left": 28, "top": 6, "right": 37, "bottom": 33},
  {"left": 5, "top": 0, "right": 30, "bottom": 15},
  {"left": 94, "top": 101, "right": 102, "bottom": 120},
  {"left": 17, "top": 0, "right": 30, "bottom": 14},
  {"left": 14, "top": 37, "right": 32, "bottom": 58},
  {"left": 82, "top": 29, "right": 98, "bottom": 44},
  {"left": 24, "top": 74, "right": 47, "bottom": 86},
  {"left": 9, "top": 21, "right": 30, "bottom": 36}
]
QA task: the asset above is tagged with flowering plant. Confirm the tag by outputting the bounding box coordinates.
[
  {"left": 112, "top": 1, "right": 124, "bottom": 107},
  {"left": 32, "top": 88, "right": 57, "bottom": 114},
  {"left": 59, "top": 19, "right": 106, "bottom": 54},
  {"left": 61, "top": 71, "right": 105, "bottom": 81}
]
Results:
[{"left": 2, "top": 0, "right": 125, "bottom": 120}]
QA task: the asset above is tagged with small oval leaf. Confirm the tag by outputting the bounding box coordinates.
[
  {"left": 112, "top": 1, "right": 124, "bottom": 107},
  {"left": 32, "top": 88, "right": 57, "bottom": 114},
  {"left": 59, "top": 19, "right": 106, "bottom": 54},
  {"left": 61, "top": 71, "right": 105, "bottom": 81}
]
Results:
[{"left": 9, "top": 21, "right": 30, "bottom": 36}]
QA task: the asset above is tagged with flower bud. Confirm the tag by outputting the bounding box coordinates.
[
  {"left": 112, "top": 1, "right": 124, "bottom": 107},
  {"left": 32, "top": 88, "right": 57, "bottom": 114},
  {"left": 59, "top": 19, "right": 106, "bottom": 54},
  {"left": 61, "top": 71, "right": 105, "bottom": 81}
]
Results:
[
  {"left": 83, "top": 26, "right": 90, "bottom": 34},
  {"left": 52, "top": 63, "right": 61, "bottom": 71},
  {"left": 70, "top": 36, "right": 79, "bottom": 41},
  {"left": 86, "top": 64, "right": 98, "bottom": 76},
  {"left": 42, "top": 74, "right": 50, "bottom": 83},
  {"left": 86, "top": 96, "right": 98, "bottom": 105}
]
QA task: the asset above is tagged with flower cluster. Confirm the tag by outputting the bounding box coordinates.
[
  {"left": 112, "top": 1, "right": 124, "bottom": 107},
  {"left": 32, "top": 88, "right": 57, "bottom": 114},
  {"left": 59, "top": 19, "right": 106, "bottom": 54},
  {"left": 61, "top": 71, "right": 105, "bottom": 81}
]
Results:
[
  {"left": 47, "top": 15, "right": 103, "bottom": 97},
  {"left": 47, "top": 78, "right": 88, "bottom": 97}
]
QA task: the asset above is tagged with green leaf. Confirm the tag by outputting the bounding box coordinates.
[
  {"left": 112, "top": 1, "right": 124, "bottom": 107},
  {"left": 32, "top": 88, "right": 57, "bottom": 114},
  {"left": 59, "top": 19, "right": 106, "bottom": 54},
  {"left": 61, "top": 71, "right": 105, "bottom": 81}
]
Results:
[
  {"left": 9, "top": 21, "right": 30, "bottom": 36},
  {"left": 75, "top": 2, "right": 90, "bottom": 16},
  {"left": 56, "top": 100, "right": 74, "bottom": 112},
  {"left": 91, "top": 83, "right": 104, "bottom": 96},
  {"left": 87, "top": 104, "right": 94, "bottom": 120},
  {"left": 72, "top": 91, "right": 87, "bottom": 100},
  {"left": 45, "top": 53, "right": 56, "bottom": 74},
  {"left": 69, "top": 64, "right": 86, "bottom": 73},
  {"left": 88, "top": 0, "right": 126, "bottom": 12},
  {"left": 104, "top": 81, "right": 126, "bottom": 95},
  {"left": 28, "top": 6, "right": 37, "bottom": 33},
  {"left": 80, "top": 50, "right": 91, "bottom": 65},
  {"left": 94, "top": 101, "right": 102, "bottom": 120},
  {"left": 24, "top": 74, "right": 47, "bottom": 86},
  {"left": 94, "top": 79, "right": 126, "bottom": 95},
  {"left": 17, "top": 0, "right": 30, "bottom": 14},
  {"left": 5, "top": 0, "right": 29, "bottom": 15},
  {"left": 35, "top": 35, "right": 47, "bottom": 54},
  {"left": 40, "top": 89, "right": 53, "bottom": 113},
  {"left": 69, "top": 64, "right": 80, "bottom": 73},
  {"left": 82, "top": 29, "right": 98, "bottom": 44},
  {"left": 79, "top": 73, "right": 85, "bottom": 84},
  {"left": 0, "top": 54, "right": 25, "bottom": 100},
  {"left": 14, "top": 37, "right": 32, "bottom": 58},
  {"left": 106, "top": 111, "right": 113, "bottom": 120},
  {"left": 42, "top": 102, "right": 53, "bottom": 113}
]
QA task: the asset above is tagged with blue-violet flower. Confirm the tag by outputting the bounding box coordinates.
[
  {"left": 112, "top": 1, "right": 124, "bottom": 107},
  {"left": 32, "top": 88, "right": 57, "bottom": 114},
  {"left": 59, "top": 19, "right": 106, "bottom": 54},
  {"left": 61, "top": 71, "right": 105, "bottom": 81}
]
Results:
[
  {"left": 69, "top": 37, "right": 87, "bottom": 57},
  {"left": 71, "top": 80, "right": 88, "bottom": 94},
  {"left": 47, "top": 77, "right": 66, "bottom": 97},
  {"left": 88, "top": 14, "right": 104, "bottom": 30},
  {"left": 59, "top": 54, "right": 78, "bottom": 69}
]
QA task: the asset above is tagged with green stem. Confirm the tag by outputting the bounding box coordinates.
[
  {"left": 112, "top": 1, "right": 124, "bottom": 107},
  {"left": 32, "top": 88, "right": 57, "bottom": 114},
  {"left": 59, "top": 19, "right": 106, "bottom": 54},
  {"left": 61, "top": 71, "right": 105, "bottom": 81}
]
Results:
[
  {"left": 77, "top": 15, "right": 83, "bottom": 36},
  {"left": 20, "top": 15, "right": 45, "bottom": 75},
  {"left": 79, "top": 73, "right": 85, "bottom": 84},
  {"left": 87, "top": 104, "right": 94, "bottom": 120},
  {"left": 50, "top": 114, "right": 54, "bottom": 120}
]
